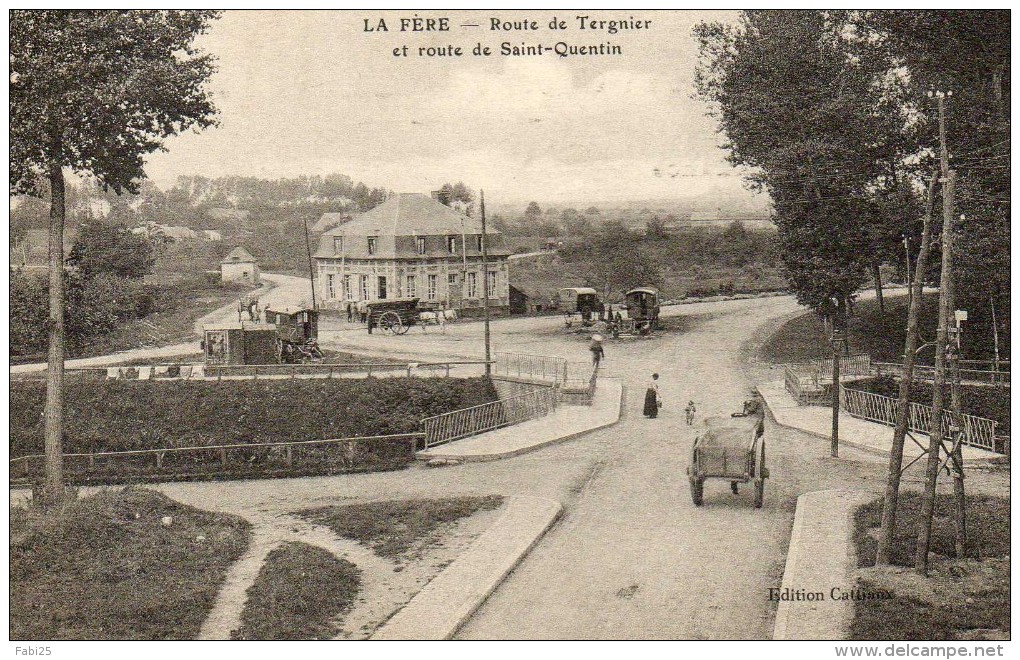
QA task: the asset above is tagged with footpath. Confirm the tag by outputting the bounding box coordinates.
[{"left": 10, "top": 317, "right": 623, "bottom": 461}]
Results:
[
  {"left": 418, "top": 378, "right": 623, "bottom": 462},
  {"left": 756, "top": 379, "right": 1000, "bottom": 463}
]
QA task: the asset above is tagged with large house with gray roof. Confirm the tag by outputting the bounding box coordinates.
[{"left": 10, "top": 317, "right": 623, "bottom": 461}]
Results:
[{"left": 313, "top": 192, "right": 511, "bottom": 316}]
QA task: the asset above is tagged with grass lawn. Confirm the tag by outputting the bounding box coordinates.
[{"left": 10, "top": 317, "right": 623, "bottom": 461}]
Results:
[
  {"left": 760, "top": 294, "right": 1007, "bottom": 365},
  {"left": 231, "top": 542, "right": 361, "bottom": 640},
  {"left": 10, "top": 487, "right": 251, "bottom": 640},
  {"left": 108, "top": 349, "right": 406, "bottom": 368},
  {"left": 851, "top": 492, "right": 1009, "bottom": 640},
  {"left": 297, "top": 496, "right": 504, "bottom": 559},
  {"left": 11, "top": 377, "right": 498, "bottom": 457}
]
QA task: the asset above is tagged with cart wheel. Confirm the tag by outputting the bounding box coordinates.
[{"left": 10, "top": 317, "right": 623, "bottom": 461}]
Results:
[
  {"left": 690, "top": 478, "right": 704, "bottom": 507},
  {"left": 396, "top": 321, "right": 411, "bottom": 335},
  {"left": 380, "top": 311, "right": 402, "bottom": 335},
  {"left": 753, "top": 440, "right": 766, "bottom": 508}
]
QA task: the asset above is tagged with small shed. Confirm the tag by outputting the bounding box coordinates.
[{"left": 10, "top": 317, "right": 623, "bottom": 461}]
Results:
[
  {"left": 203, "top": 322, "right": 279, "bottom": 365},
  {"left": 221, "top": 246, "right": 260, "bottom": 284}
]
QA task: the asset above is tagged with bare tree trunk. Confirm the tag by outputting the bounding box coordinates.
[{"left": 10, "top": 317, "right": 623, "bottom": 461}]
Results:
[
  {"left": 876, "top": 176, "right": 937, "bottom": 565},
  {"left": 872, "top": 260, "right": 884, "bottom": 313},
  {"left": 42, "top": 159, "right": 66, "bottom": 507}
]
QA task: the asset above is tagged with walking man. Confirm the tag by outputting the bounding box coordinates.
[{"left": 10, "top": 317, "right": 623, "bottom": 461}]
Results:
[{"left": 590, "top": 334, "right": 605, "bottom": 368}]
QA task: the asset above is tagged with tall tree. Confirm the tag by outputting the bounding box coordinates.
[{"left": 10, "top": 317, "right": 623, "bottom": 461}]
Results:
[
  {"left": 10, "top": 10, "right": 220, "bottom": 506},
  {"left": 694, "top": 10, "right": 912, "bottom": 325}
]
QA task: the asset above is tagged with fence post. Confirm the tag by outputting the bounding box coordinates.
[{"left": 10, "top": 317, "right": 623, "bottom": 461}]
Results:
[
  {"left": 219, "top": 449, "right": 227, "bottom": 466},
  {"left": 285, "top": 446, "right": 293, "bottom": 467}
]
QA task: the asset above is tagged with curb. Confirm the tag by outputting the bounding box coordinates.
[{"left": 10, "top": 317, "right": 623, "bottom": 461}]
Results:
[
  {"left": 757, "top": 383, "right": 998, "bottom": 465},
  {"left": 371, "top": 496, "right": 563, "bottom": 640},
  {"left": 773, "top": 489, "right": 878, "bottom": 640}
]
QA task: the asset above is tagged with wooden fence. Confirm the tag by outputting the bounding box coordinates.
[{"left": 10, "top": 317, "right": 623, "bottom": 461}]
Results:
[{"left": 839, "top": 386, "right": 999, "bottom": 452}]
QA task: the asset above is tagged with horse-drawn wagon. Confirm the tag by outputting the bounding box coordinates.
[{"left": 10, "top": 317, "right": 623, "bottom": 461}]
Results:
[
  {"left": 559, "top": 287, "right": 603, "bottom": 326},
  {"left": 687, "top": 398, "right": 769, "bottom": 508},
  {"left": 366, "top": 298, "right": 421, "bottom": 335},
  {"left": 623, "top": 287, "right": 660, "bottom": 332}
]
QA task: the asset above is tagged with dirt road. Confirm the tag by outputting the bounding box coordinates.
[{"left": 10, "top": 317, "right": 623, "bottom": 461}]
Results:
[{"left": 10, "top": 273, "right": 312, "bottom": 373}]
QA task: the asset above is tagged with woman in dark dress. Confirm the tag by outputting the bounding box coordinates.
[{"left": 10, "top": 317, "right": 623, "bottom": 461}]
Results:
[{"left": 643, "top": 373, "right": 661, "bottom": 418}]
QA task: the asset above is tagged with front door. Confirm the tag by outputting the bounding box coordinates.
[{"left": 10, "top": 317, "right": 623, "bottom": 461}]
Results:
[{"left": 377, "top": 276, "right": 387, "bottom": 299}]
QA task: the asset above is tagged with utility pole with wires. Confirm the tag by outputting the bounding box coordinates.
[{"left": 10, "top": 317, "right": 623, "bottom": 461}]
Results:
[
  {"left": 914, "top": 89, "right": 967, "bottom": 575},
  {"left": 302, "top": 215, "right": 317, "bottom": 310},
  {"left": 480, "top": 190, "right": 491, "bottom": 376}
]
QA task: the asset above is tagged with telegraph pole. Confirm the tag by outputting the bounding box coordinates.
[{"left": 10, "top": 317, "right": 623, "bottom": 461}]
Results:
[
  {"left": 914, "top": 90, "right": 958, "bottom": 575},
  {"left": 302, "top": 215, "right": 317, "bottom": 310},
  {"left": 480, "top": 190, "right": 492, "bottom": 376}
]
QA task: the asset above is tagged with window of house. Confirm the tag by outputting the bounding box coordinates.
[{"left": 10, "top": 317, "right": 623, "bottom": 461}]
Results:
[
  {"left": 343, "top": 274, "right": 353, "bottom": 301},
  {"left": 377, "top": 276, "right": 387, "bottom": 299},
  {"left": 487, "top": 270, "right": 497, "bottom": 298},
  {"left": 448, "top": 273, "right": 458, "bottom": 286},
  {"left": 466, "top": 272, "right": 478, "bottom": 298},
  {"left": 427, "top": 274, "right": 438, "bottom": 300},
  {"left": 447, "top": 236, "right": 458, "bottom": 253},
  {"left": 327, "top": 274, "right": 336, "bottom": 299},
  {"left": 367, "top": 236, "right": 378, "bottom": 255},
  {"left": 406, "top": 275, "right": 417, "bottom": 298},
  {"left": 416, "top": 236, "right": 426, "bottom": 255},
  {"left": 333, "top": 236, "right": 343, "bottom": 254},
  {"left": 360, "top": 274, "right": 370, "bottom": 300}
]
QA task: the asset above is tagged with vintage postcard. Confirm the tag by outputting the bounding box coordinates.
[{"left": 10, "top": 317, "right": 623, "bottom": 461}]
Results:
[{"left": 8, "top": 8, "right": 1010, "bottom": 652}]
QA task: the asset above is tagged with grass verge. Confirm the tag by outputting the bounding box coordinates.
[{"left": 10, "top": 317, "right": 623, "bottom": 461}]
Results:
[
  {"left": 298, "top": 496, "right": 504, "bottom": 559},
  {"left": 231, "top": 542, "right": 361, "bottom": 640},
  {"left": 851, "top": 492, "right": 1009, "bottom": 640},
  {"left": 10, "top": 487, "right": 251, "bottom": 640}
]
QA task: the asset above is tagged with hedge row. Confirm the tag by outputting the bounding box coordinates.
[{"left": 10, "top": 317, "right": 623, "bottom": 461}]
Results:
[{"left": 10, "top": 377, "right": 499, "bottom": 458}]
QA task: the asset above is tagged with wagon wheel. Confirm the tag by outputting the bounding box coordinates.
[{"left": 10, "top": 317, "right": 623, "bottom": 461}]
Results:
[
  {"left": 690, "top": 478, "right": 704, "bottom": 507},
  {"left": 753, "top": 440, "right": 766, "bottom": 509},
  {"left": 379, "top": 311, "right": 403, "bottom": 335},
  {"left": 395, "top": 316, "right": 411, "bottom": 335}
]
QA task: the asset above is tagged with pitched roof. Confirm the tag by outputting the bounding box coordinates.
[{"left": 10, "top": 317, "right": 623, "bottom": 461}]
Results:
[
  {"left": 222, "top": 246, "right": 257, "bottom": 263},
  {"left": 321, "top": 193, "right": 494, "bottom": 237},
  {"left": 312, "top": 212, "right": 351, "bottom": 233}
]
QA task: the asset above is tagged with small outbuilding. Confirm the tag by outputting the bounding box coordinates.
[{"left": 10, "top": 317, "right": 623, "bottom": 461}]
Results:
[{"left": 221, "top": 246, "right": 260, "bottom": 284}]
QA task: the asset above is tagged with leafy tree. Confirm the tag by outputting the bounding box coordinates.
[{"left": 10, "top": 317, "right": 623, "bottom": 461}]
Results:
[
  {"left": 10, "top": 9, "right": 220, "bottom": 505},
  {"left": 695, "top": 10, "right": 912, "bottom": 324},
  {"left": 67, "top": 216, "right": 157, "bottom": 279},
  {"left": 580, "top": 220, "right": 662, "bottom": 299},
  {"left": 645, "top": 215, "right": 669, "bottom": 240},
  {"left": 524, "top": 201, "right": 543, "bottom": 221}
]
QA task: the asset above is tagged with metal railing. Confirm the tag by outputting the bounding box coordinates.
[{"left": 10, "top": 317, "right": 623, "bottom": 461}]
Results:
[
  {"left": 493, "top": 351, "right": 570, "bottom": 384},
  {"left": 421, "top": 387, "right": 556, "bottom": 449},
  {"left": 11, "top": 361, "right": 492, "bottom": 382},
  {"left": 9, "top": 433, "right": 423, "bottom": 485},
  {"left": 874, "top": 362, "right": 1010, "bottom": 386},
  {"left": 783, "top": 364, "right": 828, "bottom": 405},
  {"left": 839, "top": 385, "right": 999, "bottom": 452},
  {"left": 810, "top": 354, "right": 872, "bottom": 379}
]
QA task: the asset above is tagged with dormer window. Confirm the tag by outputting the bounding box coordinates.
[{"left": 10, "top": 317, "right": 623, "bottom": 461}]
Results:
[
  {"left": 447, "top": 236, "right": 458, "bottom": 254},
  {"left": 416, "top": 236, "right": 426, "bottom": 255},
  {"left": 333, "top": 236, "right": 343, "bottom": 254},
  {"left": 367, "top": 236, "right": 378, "bottom": 255}
]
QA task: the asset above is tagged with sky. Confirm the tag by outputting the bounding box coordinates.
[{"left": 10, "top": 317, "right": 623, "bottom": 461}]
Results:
[{"left": 144, "top": 10, "right": 767, "bottom": 207}]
